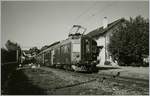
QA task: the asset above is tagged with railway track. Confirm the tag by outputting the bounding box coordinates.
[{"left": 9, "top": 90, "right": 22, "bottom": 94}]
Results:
[
  {"left": 40, "top": 66, "right": 148, "bottom": 84},
  {"left": 14, "top": 66, "right": 148, "bottom": 95},
  {"left": 39, "top": 67, "right": 149, "bottom": 90},
  {"left": 54, "top": 78, "right": 97, "bottom": 90}
]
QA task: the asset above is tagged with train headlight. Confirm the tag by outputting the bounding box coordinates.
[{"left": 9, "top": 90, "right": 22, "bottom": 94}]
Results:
[{"left": 76, "top": 54, "right": 79, "bottom": 58}]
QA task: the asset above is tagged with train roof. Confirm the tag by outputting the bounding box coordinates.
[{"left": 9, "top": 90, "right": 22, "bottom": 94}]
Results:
[
  {"left": 36, "top": 34, "right": 94, "bottom": 56},
  {"left": 48, "top": 41, "right": 60, "bottom": 48}
]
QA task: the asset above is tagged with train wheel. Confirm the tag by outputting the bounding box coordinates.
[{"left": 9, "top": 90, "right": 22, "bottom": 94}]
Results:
[
  {"left": 71, "top": 65, "right": 78, "bottom": 71},
  {"left": 67, "top": 65, "right": 73, "bottom": 71},
  {"left": 63, "top": 65, "right": 68, "bottom": 70},
  {"left": 89, "top": 65, "right": 98, "bottom": 73},
  {"left": 62, "top": 65, "right": 65, "bottom": 69},
  {"left": 69, "top": 65, "right": 74, "bottom": 71}
]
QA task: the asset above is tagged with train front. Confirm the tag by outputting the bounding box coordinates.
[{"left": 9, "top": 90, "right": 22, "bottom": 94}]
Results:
[
  {"left": 69, "top": 25, "right": 100, "bottom": 72},
  {"left": 80, "top": 36, "right": 100, "bottom": 71}
]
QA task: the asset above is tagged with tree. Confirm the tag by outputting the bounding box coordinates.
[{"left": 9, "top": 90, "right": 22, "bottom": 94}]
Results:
[
  {"left": 5, "top": 40, "right": 21, "bottom": 51},
  {"left": 108, "top": 16, "right": 149, "bottom": 66},
  {"left": 29, "top": 47, "right": 40, "bottom": 56},
  {"left": 3, "top": 40, "right": 21, "bottom": 63}
]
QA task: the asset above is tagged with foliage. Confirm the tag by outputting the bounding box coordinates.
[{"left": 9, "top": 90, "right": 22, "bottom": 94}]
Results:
[
  {"left": 2, "top": 40, "right": 21, "bottom": 63},
  {"left": 5, "top": 40, "right": 21, "bottom": 51},
  {"left": 108, "top": 16, "right": 149, "bottom": 66},
  {"left": 29, "top": 47, "right": 40, "bottom": 56}
]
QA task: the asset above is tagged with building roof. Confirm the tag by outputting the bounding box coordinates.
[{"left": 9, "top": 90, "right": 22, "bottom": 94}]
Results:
[{"left": 86, "top": 18, "right": 125, "bottom": 39}]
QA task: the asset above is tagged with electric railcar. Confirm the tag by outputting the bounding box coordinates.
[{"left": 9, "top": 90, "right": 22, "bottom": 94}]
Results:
[{"left": 35, "top": 25, "right": 100, "bottom": 72}]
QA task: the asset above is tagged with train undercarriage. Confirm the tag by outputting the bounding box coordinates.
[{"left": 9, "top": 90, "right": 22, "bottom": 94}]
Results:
[{"left": 43, "top": 63, "right": 98, "bottom": 73}]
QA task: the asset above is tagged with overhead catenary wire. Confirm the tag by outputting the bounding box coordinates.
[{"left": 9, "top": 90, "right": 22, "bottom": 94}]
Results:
[
  {"left": 82, "top": 2, "right": 116, "bottom": 26},
  {"left": 67, "top": 2, "right": 101, "bottom": 35},
  {"left": 66, "top": 2, "right": 97, "bottom": 35},
  {"left": 71, "top": 2, "right": 98, "bottom": 25},
  {"left": 66, "top": 2, "right": 117, "bottom": 36}
]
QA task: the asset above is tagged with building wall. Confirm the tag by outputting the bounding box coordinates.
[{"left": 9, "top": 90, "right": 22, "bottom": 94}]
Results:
[
  {"left": 105, "top": 29, "right": 118, "bottom": 66},
  {"left": 95, "top": 25, "right": 122, "bottom": 67},
  {"left": 96, "top": 37, "right": 105, "bottom": 66}
]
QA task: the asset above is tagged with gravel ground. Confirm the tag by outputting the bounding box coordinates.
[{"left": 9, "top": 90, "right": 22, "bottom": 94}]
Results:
[{"left": 4, "top": 66, "right": 149, "bottom": 95}]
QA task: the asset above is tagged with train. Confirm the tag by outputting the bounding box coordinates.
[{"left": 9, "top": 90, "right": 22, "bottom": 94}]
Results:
[{"left": 35, "top": 25, "right": 101, "bottom": 72}]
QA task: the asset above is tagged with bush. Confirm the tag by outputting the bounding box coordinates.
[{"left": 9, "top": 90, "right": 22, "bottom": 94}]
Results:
[{"left": 108, "top": 16, "right": 149, "bottom": 66}]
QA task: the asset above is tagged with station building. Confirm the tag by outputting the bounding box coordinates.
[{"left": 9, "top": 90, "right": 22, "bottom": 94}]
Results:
[{"left": 86, "top": 18, "right": 126, "bottom": 67}]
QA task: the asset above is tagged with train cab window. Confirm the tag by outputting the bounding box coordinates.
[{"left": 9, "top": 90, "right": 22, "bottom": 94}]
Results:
[
  {"left": 92, "top": 46, "right": 97, "bottom": 53},
  {"left": 73, "top": 44, "right": 80, "bottom": 52},
  {"left": 64, "top": 46, "right": 68, "bottom": 53},
  {"left": 85, "top": 39, "right": 89, "bottom": 44},
  {"left": 85, "top": 40, "right": 90, "bottom": 53},
  {"left": 86, "top": 45, "right": 90, "bottom": 53},
  {"left": 57, "top": 47, "right": 60, "bottom": 55}
]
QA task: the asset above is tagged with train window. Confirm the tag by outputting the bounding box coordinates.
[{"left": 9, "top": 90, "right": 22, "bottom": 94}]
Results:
[
  {"left": 86, "top": 44, "right": 90, "bottom": 53},
  {"left": 56, "top": 47, "right": 60, "bottom": 55},
  {"left": 60, "top": 46, "right": 63, "bottom": 54},
  {"left": 85, "top": 40, "right": 90, "bottom": 53},
  {"left": 60, "top": 45, "right": 69, "bottom": 54},
  {"left": 73, "top": 44, "right": 80, "bottom": 52},
  {"left": 86, "top": 39, "right": 89, "bottom": 44},
  {"left": 92, "top": 46, "right": 97, "bottom": 53},
  {"left": 67, "top": 46, "right": 70, "bottom": 52},
  {"left": 64, "top": 46, "right": 68, "bottom": 53}
]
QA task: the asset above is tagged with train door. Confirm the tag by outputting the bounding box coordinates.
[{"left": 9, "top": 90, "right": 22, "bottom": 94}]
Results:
[
  {"left": 60, "top": 44, "right": 71, "bottom": 65},
  {"left": 81, "top": 37, "right": 91, "bottom": 61},
  {"left": 44, "top": 51, "right": 50, "bottom": 66}
]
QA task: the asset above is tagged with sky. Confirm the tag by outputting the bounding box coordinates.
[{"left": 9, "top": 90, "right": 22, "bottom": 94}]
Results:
[{"left": 1, "top": 1, "right": 149, "bottom": 50}]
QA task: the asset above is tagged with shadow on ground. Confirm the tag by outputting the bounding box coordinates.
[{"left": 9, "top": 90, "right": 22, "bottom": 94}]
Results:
[
  {"left": 2, "top": 69, "right": 47, "bottom": 95},
  {"left": 78, "top": 67, "right": 120, "bottom": 74},
  {"left": 97, "top": 66, "right": 120, "bottom": 70}
]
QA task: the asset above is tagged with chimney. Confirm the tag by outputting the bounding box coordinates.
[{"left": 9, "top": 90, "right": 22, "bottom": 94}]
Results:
[{"left": 103, "top": 17, "right": 108, "bottom": 29}]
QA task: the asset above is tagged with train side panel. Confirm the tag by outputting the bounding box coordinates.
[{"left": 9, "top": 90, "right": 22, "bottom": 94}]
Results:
[
  {"left": 59, "top": 43, "right": 71, "bottom": 65},
  {"left": 47, "top": 41, "right": 72, "bottom": 67},
  {"left": 44, "top": 50, "right": 51, "bottom": 66},
  {"left": 53, "top": 47, "right": 61, "bottom": 66}
]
